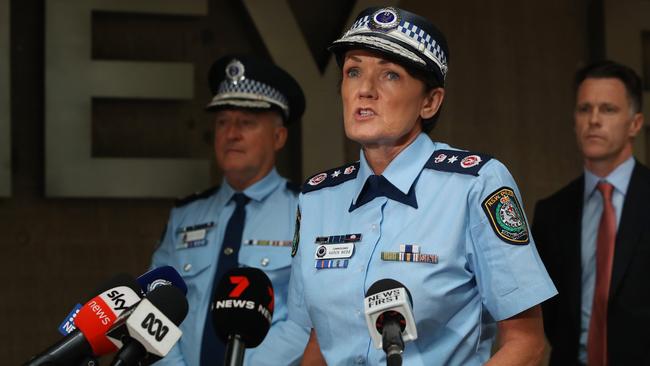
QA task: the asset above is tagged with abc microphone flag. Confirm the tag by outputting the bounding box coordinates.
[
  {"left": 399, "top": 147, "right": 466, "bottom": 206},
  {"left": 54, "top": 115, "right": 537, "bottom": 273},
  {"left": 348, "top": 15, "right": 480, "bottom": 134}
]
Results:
[{"left": 109, "top": 285, "right": 189, "bottom": 365}]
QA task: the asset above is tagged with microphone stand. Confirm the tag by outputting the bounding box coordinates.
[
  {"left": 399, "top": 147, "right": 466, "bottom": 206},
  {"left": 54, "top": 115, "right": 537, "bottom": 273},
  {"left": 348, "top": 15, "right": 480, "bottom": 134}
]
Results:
[
  {"left": 382, "top": 321, "right": 404, "bottom": 366},
  {"left": 224, "top": 334, "right": 246, "bottom": 366}
]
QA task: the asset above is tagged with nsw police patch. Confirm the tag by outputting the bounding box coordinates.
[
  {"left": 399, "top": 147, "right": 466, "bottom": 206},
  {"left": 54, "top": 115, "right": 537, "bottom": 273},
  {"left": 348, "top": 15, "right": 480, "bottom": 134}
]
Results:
[
  {"left": 482, "top": 187, "right": 529, "bottom": 245},
  {"left": 291, "top": 207, "right": 301, "bottom": 257}
]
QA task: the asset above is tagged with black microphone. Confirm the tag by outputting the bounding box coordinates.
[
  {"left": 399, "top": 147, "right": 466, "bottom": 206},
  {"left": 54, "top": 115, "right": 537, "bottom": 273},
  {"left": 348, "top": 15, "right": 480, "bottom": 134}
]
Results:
[
  {"left": 109, "top": 284, "right": 189, "bottom": 366},
  {"left": 211, "top": 267, "right": 275, "bottom": 366},
  {"left": 24, "top": 274, "right": 142, "bottom": 366},
  {"left": 364, "top": 279, "right": 417, "bottom": 366}
]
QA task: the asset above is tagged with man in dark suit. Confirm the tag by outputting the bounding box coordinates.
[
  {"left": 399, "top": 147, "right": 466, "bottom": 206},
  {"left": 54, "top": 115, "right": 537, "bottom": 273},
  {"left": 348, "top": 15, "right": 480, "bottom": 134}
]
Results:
[{"left": 533, "top": 60, "right": 648, "bottom": 366}]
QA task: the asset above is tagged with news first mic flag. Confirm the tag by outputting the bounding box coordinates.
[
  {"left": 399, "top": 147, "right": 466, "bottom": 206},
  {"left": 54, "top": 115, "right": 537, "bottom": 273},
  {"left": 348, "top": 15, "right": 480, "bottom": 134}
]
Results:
[{"left": 364, "top": 284, "right": 417, "bottom": 349}]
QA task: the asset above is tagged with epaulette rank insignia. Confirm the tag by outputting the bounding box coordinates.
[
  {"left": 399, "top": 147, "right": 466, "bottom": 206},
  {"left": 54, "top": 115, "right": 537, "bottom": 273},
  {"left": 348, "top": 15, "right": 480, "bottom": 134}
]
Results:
[
  {"left": 424, "top": 149, "right": 491, "bottom": 176},
  {"left": 302, "top": 162, "right": 360, "bottom": 193},
  {"left": 174, "top": 185, "right": 219, "bottom": 208}
]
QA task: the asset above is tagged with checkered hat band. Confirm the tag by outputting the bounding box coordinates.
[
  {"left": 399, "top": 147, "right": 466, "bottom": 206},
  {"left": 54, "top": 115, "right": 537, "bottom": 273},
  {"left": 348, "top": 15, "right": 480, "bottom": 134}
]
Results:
[
  {"left": 215, "top": 78, "right": 289, "bottom": 116},
  {"left": 344, "top": 18, "right": 448, "bottom": 77}
]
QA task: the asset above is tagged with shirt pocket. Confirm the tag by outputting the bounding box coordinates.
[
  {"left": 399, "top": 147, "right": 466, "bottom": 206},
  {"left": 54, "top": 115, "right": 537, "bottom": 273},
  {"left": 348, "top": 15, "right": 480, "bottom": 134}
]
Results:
[
  {"left": 238, "top": 244, "right": 292, "bottom": 271},
  {"left": 173, "top": 245, "right": 214, "bottom": 280}
]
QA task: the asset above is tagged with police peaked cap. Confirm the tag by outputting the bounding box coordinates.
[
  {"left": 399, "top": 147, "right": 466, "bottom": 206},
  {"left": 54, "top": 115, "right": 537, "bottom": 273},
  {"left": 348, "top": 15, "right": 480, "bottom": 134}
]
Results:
[
  {"left": 329, "top": 6, "right": 449, "bottom": 87},
  {"left": 206, "top": 55, "right": 306, "bottom": 124}
]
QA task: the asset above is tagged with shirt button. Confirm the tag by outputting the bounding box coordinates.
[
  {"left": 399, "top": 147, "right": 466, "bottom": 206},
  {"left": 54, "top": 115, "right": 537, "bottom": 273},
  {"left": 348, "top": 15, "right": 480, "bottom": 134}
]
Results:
[
  {"left": 358, "top": 265, "right": 364, "bottom": 273},
  {"left": 355, "top": 356, "right": 365, "bottom": 364},
  {"left": 223, "top": 247, "right": 234, "bottom": 255},
  {"left": 355, "top": 309, "right": 361, "bottom": 317},
  {"left": 371, "top": 224, "right": 378, "bottom": 231},
  {"left": 260, "top": 258, "right": 270, "bottom": 267},
  {"left": 183, "top": 263, "right": 192, "bottom": 272}
]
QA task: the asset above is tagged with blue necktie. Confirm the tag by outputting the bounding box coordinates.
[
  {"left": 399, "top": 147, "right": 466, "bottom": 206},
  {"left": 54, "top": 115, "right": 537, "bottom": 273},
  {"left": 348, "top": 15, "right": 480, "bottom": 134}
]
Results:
[
  {"left": 349, "top": 174, "right": 418, "bottom": 211},
  {"left": 201, "top": 192, "right": 250, "bottom": 365}
]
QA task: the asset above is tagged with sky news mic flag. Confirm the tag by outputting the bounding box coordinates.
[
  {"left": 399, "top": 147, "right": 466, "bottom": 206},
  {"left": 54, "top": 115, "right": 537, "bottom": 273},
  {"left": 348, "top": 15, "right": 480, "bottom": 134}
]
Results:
[
  {"left": 364, "top": 279, "right": 417, "bottom": 366},
  {"left": 211, "top": 267, "right": 275, "bottom": 366},
  {"left": 24, "top": 274, "right": 141, "bottom": 366}
]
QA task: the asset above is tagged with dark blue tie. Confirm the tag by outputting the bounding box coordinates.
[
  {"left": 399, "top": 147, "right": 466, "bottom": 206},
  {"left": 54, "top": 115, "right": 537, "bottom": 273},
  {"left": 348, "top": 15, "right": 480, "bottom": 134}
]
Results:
[
  {"left": 349, "top": 175, "right": 418, "bottom": 211},
  {"left": 201, "top": 192, "right": 250, "bottom": 365}
]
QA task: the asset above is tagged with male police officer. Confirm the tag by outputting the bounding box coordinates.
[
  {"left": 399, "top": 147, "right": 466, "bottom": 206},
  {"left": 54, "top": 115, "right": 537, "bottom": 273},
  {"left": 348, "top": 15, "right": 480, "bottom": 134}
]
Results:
[{"left": 151, "top": 56, "right": 309, "bottom": 366}]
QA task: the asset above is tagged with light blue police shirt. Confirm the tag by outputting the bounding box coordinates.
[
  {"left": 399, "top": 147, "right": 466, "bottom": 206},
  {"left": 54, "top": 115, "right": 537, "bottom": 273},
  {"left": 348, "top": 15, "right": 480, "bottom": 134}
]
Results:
[
  {"left": 151, "top": 168, "right": 308, "bottom": 366},
  {"left": 288, "top": 133, "right": 557, "bottom": 365},
  {"left": 578, "top": 156, "right": 635, "bottom": 364}
]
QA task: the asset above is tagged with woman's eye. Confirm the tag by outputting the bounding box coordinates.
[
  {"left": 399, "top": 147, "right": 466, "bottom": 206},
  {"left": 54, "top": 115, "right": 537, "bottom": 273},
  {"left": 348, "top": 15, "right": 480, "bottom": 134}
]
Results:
[
  {"left": 346, "top": 68, "right": 360, "bottom": 78},
  {"left": 386, "top": 71, "right": 400, "bottom": 81}
]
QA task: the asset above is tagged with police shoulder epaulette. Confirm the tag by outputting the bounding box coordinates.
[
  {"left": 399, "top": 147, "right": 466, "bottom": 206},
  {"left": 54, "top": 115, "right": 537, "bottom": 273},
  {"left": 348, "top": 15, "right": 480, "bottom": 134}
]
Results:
[
  {"left": 302, "top": 162, "right": 360, "bottom": 193},
  {"left": 285, "top": 181, "right": 301, "bottom": 194},
  {"left": 424, "top": 149, "right": 492, "bottom": 176},
  {"left": 174, "top": 185, "right": 220, "bottom": 207}
]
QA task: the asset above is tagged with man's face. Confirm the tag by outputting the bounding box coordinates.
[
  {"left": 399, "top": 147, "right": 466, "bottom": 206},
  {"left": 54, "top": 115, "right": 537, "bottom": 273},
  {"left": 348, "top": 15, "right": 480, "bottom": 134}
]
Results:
[
  {"left": 574, "top": 77, "right": 643, "bottom": 167},
  {"left": 214, "top": 109, "right": 287, "bottom": 187}
]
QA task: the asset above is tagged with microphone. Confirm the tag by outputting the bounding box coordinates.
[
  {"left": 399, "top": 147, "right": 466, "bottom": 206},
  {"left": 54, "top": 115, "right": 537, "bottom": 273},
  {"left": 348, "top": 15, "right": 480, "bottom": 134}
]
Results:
[
  {"left": 136, "top": 265, "right": 188, "bottom": 296},
  {"left": 211, "top": 267, "right": 275, "bottom": 366},
  {"left": 108, "top": 284, "right": 189, "bottom": 366},
  {"left": 58, "top": 266, "right": 188, "bottom": 337},
  {"left": 24, "top": 274, "right": 142, "bottom": 366},
  {"left": 364, "top": 279, "right": 417, "bottom": 366}
]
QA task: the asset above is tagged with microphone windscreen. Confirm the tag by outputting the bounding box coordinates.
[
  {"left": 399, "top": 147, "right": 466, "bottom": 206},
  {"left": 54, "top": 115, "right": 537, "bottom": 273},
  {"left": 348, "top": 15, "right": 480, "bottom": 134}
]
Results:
[
  {"left": 211, "top": 267, "right": 274, "bottom": 347},
  {"left": 145, "top": 284, "right": 189, "bottom": 326},
  {"left": 74, "top": 274, "right": 142, "bottom": 355},
  {"left": 366, "top": 279, "right": 413, "bottom": 306},
  {"left": 137, "top": 266, "right": 188, "bottom": 295},
  {"left": 88, "top": 273, "right": 139, "bottom": 301}
]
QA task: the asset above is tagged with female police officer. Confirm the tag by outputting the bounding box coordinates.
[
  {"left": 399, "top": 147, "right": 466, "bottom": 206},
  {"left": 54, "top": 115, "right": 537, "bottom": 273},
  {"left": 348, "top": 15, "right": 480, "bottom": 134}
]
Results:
[{"left": 287, "top": 6, "right": 557, "bottom": 365}]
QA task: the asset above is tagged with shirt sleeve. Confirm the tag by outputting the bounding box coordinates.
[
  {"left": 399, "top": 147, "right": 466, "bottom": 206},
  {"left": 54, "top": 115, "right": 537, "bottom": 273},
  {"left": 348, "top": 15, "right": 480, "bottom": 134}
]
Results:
[
  {"left": 244, "top": 318, "right": 309, "bottom": 366},
  {"left": 149, "top": 211, "right": 191, "bottom": 365},
  {"left": 151, "top": 212, "right": 176, "bottom": 270},
  {"left": 466, "top": 159, "right": 557, "bottom": 321},
  {"left": 287, "top": 201, "right": 313, "bottom": 328}
]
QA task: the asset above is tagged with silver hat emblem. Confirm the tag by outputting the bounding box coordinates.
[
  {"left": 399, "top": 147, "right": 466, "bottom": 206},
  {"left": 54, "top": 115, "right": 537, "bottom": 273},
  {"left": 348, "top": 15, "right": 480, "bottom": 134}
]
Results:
[
  {"left": 369, "top": 7, "right": 400, "bottom": 31},
  {"left": 225, "top": 59, "right": 245, "bottom": 84}
]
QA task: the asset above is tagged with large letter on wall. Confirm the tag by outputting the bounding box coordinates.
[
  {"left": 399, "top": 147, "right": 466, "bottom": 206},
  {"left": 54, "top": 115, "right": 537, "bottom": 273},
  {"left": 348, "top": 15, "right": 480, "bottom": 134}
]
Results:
[
  {"left": 46, "top": 0, "right": 208, "bottom": 197},
  {"left": 243, "top": 0, "right": 397, "bottom": 177},
  {"left": 0, "top": 0, "right": 10, "bottom": 196}
]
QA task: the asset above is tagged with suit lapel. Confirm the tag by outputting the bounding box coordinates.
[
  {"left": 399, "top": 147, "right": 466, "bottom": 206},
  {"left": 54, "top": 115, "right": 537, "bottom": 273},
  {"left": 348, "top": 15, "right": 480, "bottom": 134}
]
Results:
[{"left": 610, "top": 162, "right": 650, "bottom": 297}]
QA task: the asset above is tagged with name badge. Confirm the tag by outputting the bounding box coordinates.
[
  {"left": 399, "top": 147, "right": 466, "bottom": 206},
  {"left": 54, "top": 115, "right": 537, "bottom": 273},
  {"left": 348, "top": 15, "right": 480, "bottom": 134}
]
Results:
[
  {"left": 184, "top": 229, "right": 206, "bottom": 243},
  {"left": 315, "top": 243, "right": 354, "bottom": 260},
  {"left": 176, "top": 222, "right": 214, "bottom": 250}
]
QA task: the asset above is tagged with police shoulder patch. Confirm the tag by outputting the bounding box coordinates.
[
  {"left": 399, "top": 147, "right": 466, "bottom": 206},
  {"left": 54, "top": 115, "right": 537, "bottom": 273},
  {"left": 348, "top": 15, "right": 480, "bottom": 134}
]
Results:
[
  {"left": 174, "top": 185, "right": 219, "bottom": 208},
  {"left": 291, "top": 207, "right": 301, "bottom": 257},
  {"left": 302, "top": 162, "right": 360, "bottom": 194},
  {"left": 424, "top": 149, "right": 492, "bottom": 176},
  {"left": 482, "top": 186, "right": 530, "bottom": 245}
]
